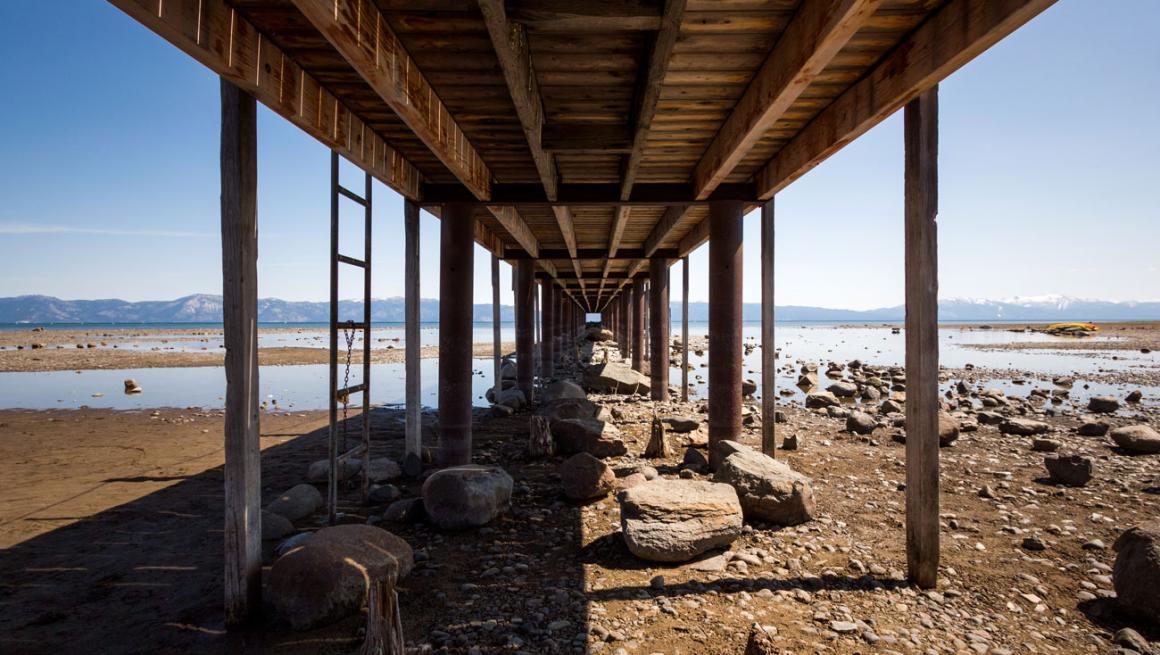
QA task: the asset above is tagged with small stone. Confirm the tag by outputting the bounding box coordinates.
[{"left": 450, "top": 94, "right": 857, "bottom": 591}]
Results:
[
  {"left": 1044, "top": 454, "right": 1093, "bottom": 487},
  {"left": 1021, "top": 535, "right": 1047, "bottom": 551},
  {"left": 830, "top": 621, "right": 858, "bottom": 634}
]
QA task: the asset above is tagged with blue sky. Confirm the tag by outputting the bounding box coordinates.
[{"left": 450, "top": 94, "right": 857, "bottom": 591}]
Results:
[{"left": 1, "top": 1, "right": 1157, "bottom": 310}]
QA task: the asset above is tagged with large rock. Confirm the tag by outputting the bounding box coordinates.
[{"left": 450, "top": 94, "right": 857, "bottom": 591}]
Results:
[
  {"left": 306, "top": 457, "right": 361, "bottom": 483},
  {"left": 544, "top": 380, "right": 586, "bottom": 403},
  {"left": 1087, "top": 395, "right": 1120, "bottom": 414},
  {"left": 262, "top": 510, "right": 294, "bottom": 542},
  {"left": 826, "top": 381, "right": 858, "bottom": 398},
  {"left": 1078, "top": 420, "right": 1109, "bottom": 437},
  {"left": 559, "top": 453, "right": 615, "bottom": 500},
  {"left": 664, "top": 416, "right": 701, "bottom": 433},
  {"left": 618, "top": 480, "right": 743, "bottom": 562},
  {"left": 742, "top": 379, "right": 758, "bottom": 397},
  {"left": 714, "top": 449, "right": 814, "bottom": 526},
  {"left": 939, "top": 413, "right": 960, "bottom": 447},
  {"left": 266, "top": 484, "right": 323, "bottom": 522},
  {"left": 267, "top": 524, "right": 413, "bottom": 630},
  {"left": 846, "top": 410, "right": 876, "bottom": 435},
  {"left": 1113, "top": 522, "right": 1160, "bottom": 622},
  {"left": 1109, "top": 424, "right": 1160, "bottom": 454},
  {"left": 366, "top": 458, "right": 402, "bottom": 483},
  {"left": 805, "top": 391, "right": 840, "bottom": 409},
  {"left": 1044, "top": 454, "right": 1093, "bottom": 487},
  {"left": 536, "top": 398, "right": 599, "bottom": 422},
  {"left": 421, "top": 465, "right": 513, "bottom": 530},
  {"left": 486, "top": 388, "right": 527, "bottom": 411},
  {"left": 999, "top": 418, "right": 1050, "bottom": 436},
  {"left": 583, "top": 362, "right": 651, "bottom": 394},
  {"left": 551, "top": 418, "right": 627, "bottom": 458},
  {"left": 585, "top": 326, "right": 614, "bottom": 342}
]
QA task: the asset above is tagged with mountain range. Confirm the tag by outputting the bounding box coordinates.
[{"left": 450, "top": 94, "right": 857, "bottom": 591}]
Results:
[{"left": 2, "top": 294, "right": 1158, "bottom": 324}]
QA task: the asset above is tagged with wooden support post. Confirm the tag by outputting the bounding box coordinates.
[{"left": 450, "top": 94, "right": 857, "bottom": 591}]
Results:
[
  {"left": 631, "top": 275, "right": 646, "bottom": 373},
  {"left": 649, "top": 259, "right": 670, "bottom": 400},
  {"left": 403, "top": 200, "right": 422, "bottom": 476},
  {"left": 515, "top": 261, "right": 535, "bottom": 402},
  {"left": 761, "top": 198, "right": 776, "bottom": 457},
  {"left": 534, "top": 281, "right": 541, "bottom": 377},
  {"left": 220, "top": 79, "right": 261, "bottom": 625},
  {"left": 708, "top": 200, "right": 744, "bottom": 470},
  {"left": 904, "top": 86, "right": 940, "bottom": 589},
  {"left": 438, "top": 203, "right": 475, "bottom": 466},
  {"left": 491, "top": 255, "right": 502, "bottom": 402},
  {"left": 541, "top": 282, "right": 555, "bottom": 380},
  {"left": 681, "top": 256, "right": 689, "bottom": 403}
]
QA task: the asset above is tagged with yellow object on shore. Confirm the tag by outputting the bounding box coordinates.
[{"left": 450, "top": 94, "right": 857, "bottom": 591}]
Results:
[{"left": 1045, "top": 322, "right": 1098, "bottom": 334}]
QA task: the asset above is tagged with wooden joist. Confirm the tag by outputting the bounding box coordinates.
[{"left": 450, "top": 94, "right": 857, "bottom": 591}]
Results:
[
  {"left": 753, "top": 0, "right": 1057, "bottom": 198},
  {"left": 108, "top": 0, "right": 421, "bottom": 199},
  {"left": 508, "top": 0, "right": 663, "bottom": 33},
  {"left": 291, "top": 0, "right": 491, "bottom": 200},
  {"left": 421, "top": 182, "right": 755, "bottom": 206},
  {"left": 542, "top": 123, "right": 633, "bottom": 153},
  {"left": 487, "top": 206, "right": 539, "bottom": 258},
  {"left": 691, "top": 0, "right": 881, "bottom": 199},
  {"left": 642, "top": 205, "right": 690, "bottom": 257}
]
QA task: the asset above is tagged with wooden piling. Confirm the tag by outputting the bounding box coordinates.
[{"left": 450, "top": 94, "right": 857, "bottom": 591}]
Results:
[
  {"left": 515, "top": 261, "right": 535, "bottom": 402},
  {"left": 682, "top": 256, "right": 689, "bottom": 402},
  {"left": 649, "top": 258, "right": 670, "bottom": 400},
  {"left": 761, "top": 197, "right": 776, "bottom": 457},
  {"left": 403, "top": 199, "right": 422, "bottom": 476}
]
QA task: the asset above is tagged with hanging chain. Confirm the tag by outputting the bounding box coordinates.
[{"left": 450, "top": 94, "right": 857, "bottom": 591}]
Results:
[{"left": 341, "top": 320, "right": 356, "bottom": 445}]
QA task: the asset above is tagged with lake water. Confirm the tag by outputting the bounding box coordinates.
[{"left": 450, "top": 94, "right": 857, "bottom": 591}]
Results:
[{"left": 1, "top": 323, "right": 1156, "bottom": 411}]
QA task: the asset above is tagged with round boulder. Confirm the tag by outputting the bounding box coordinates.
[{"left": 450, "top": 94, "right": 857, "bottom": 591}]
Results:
[
  {"left": 1087, "top": 395, "right": 1120, "bottom": 414},
  {"left": 1109, "top": 424, "right": 1160, "bottom": 454},
  {"left": 421, "top": 465, "right": 513, "bottom": 530},
  {"left": 266, "top": 484, "right": 323, "bottom": 522},
  {"left": 1113, "top": 522, "right": 1160, "bottom": 622},
  {"left": 559, "top": 452, "right": 615, "bottom": 500},
  {"left": 714, "top": 448, "right": 814, "bottom": 526}
]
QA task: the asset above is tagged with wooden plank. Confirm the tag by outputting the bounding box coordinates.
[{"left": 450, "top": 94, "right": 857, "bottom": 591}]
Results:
[
  {"left": 904, "top": 86, "right": 939, "bottom": 590},
  {"left": 760, "top": 198, "right": 776, "bottom": 457},
  {"left": 108, "top": 0, "right": 421, "bottom": 199},
  {"left": 621, "top": 0, "right": 688, "bottom": 201},
  {"left": 642, "top": 204, "right": 690, "bottom": 257},
  {"left": 754, "top": 0, "right": 1056, "bottom": 198},
  {"left": 291, "top": 0, "right": 491, "bottom": 199},
  {"left": 542, "top": 123, "right": 633, "bottom": 153},
  {"left": 691, "top": 0, "right": 880, "bottom": 198},
  {"left": 508, "top": 0, "right": 662, "bottom": 32},
  {"left": 421, "top": 182, "right": 757, "bottom": 205},
  {"left": 220, "top": 79, "right": 261, "bottom": 625},
  {"left": 403, "top": 199, "right": 422, "bottom": 475},
  {"left": 487, "top": 205, "right": 539, "bottom": 257}
]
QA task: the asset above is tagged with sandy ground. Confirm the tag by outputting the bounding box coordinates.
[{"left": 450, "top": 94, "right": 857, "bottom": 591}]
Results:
[{"left": 1, "top": 368, "right": 1157, "bottom": 653}]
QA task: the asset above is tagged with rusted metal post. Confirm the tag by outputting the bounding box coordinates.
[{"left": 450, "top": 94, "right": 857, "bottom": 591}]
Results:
[
  {"left": 403, "top": 199, "right": 421, "bottom": 476},
  {"left": 540, "top": 280, "right": 555, "bottom": 380},
  {"left": 631, "top": 274, "right": 646, "bottom": 373},
  {"left": 491, "top": 255, "right": 502, "bottom": 404},
  {"left": 681, "top": 256, "right": 689, "bottom": 402},
  {"left": 649, "top": 259, "right": 670, "bottom": 400},
  {"left": 708, "top": 200, "right": 744, "bottom": 470},
  {"left": 905, "top": 86, "right": 940, "bottom": 589},
  {"left": 761, "top": 197, "right": 776, "bottom": 457},
  {"left": 515, "top": 261, "right": 535, "bottom": 402},
  {"left": 438, "top": 202, "right": 475, "bottom": 466}
]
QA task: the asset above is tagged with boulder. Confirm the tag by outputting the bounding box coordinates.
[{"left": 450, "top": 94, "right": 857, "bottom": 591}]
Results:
[
  {"left": 1087, "top": 395, "right": 1120, "bottom": 414},
  {"left": 1109, "top": 424, "right": 1160, "bottom": 454},
  {"left": 536, "top": 398, "right": 598, "bottom": 422},
  {"left": 796, "top": 372, "right": 818, "bottom": 388},
  {"left": 805, "top": 391, "right": 840, "bottom": 409},
  {"left": 1031, "top": 438, "right": 1061, "bottom": 452},
  {"left": 742, "top": 379, "right": 758, "bottom": 397},
  {"left": 1044, "top": 454, "right": 1093, "bottom": 487},
  {"left": 382, "top": 497, "right": 425, "bottom": 523},
  {"left": 500, "top": 361, "right": 516, "bottom": 380},
  {"left": 306, "top": 457, "right": 361, "bottom": 483},
  {"left": 266, "top": 484, "right": 323, "bottom": 522},
  {"left": 826, "top": 381, "right": 858, "bottom": 398},
  {"left": 366, "top": 458, "right": 402, "bottom": 483},
  {"left": 998, "top": 418, "right": 1050, "bottom": 436},
  {"left": 1078, "top": 420, "right": 1110, "bottom": 437},
  {"left": 846, "top": 410, "right": 876, "bottom": 435},
  {"left": 551, "top": 418, "right": 627, "bottom": 458},
  {"left": 262, "top": 510, "right": 294, "bottom": 542},
  {"left": 583, "top": 363, "right": 651, "bottom": 394},
  {"left": 682, "top": 446, "right": 709, "bottom": 472},
  {"left": 664, "top": 416, "right": 701, "bottom": 433},
  {"left": 712, "top": 439, "right": 750, "bottom": 463},
  {"left": 618, "top": 480, "right": 743, "bottom": 562},
  {"left": 559, "top": 453, "right": 616, "bottom": 500},
  {"left": 544, "top": 380, "right": 586, "bottom": 403},
  {"left": 585, "top": 326, "right": 614, "bottom": 342},
  {"left": 1113, "top": 522, "right": 1160, "bottom": 622},
  {"left": 714, "top": 449, "right": 814, "bottom": 525},
  {"left": 880, "top": 399, "right": 903, "bottom": 415},
  {"left": 487, "top": 388, "right": 526, "bottom": 411},
  {"left": 267, "top": 524, "right": 413, "bottom": 631},
  {"left": 421, "top": 465, "right": 513, "bottom": 530},
  {"left": 939, "top": 413, "right": 960, "bottom": 447}
]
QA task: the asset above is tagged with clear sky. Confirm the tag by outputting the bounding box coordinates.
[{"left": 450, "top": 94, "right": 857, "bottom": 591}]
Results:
[{"left": 1, "top": 1, "right": 1157, "bottom": 311}]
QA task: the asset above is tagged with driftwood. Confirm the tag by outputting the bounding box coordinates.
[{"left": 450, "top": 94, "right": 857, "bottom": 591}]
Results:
[
  {"left": 360, "top": 571, "right": 403, "bottom": 655},
  {"left": 644, "top": 412, "right": 670, "bottom": 458},
  {"left": 528, "top": 415, "right": 555, "bottom": 457}
]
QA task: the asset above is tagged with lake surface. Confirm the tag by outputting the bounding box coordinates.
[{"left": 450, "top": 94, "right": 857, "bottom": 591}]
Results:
[{"left": 1, "top": 324, "right": 1155, "bottom": 411}]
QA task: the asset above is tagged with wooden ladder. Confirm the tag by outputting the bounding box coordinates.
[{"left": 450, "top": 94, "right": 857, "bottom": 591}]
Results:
[{"left": 328, "top": 151, "right": 373, "bottom": 524}]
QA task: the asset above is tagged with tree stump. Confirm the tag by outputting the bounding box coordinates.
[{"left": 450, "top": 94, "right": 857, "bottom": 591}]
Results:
[
  {"left": 360, "top": 570, "right": 403, "bottom": 655},
  {"left": 644, "top": 413, "right": 670, "bottom": 459},
  {"left": 528, "top": 415, "right": 554, "bottom": 458}
]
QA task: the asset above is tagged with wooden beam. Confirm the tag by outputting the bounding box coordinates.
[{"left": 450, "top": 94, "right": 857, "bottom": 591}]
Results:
[
  {"left": 905, "top": 86, "right": 939, "bottom": 590},
  {"left": 487, "top": 206, "right": 538, "bottom": 258},
  {"left": 620, "top": 0, "right": 687, "bottom": 200},
  {"left": 505, "top": 247, "right": 679, "bottom": 260},
  {"left": 109, "top": 0, "right": 421, "bottom": 199},
  {"left": 220, "top": 79, "right": 261, "bottom": 625},
  {"left": 403, "top": 199, "right": 422, "bottom": 476},
  {"left": 754, "top": 0, "right": 1056, "bottom": 198},
  {"left": 508, "top": 0, "right": 662, "bottom": 32},
  {"left": 691, "top": 0, "right": 880, "bottom": 199},
  {"left": 552, "top": 207, "right": 579, "bottom": 259},
  {"left": 760, "top": 198, "right": 776, "bottom": 457},
  {"left": 542, "top": 123, "right": 633, "bottom": 153},
  {"left": 421, "top": 182, "right": 755, "bottom": 206},
  {"left": 291, "top": 0, "right": 491, "bottom": 199},
  {"left": 642, "top": 205, "right": 690, "bottom": 257},
  {"left": 608, "top": 206, "right": 630, "bottom": 257}
]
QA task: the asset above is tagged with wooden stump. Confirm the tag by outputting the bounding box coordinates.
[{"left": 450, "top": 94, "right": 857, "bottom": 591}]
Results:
[
  {"left": 528, "top": 415, "right": 554, "bottom": 457},
  {"left": 360, "top": 571, "right": 403, "bottom": 655},
  {"left": 644, "top": 413, "right": 670, "bottom": 459}
]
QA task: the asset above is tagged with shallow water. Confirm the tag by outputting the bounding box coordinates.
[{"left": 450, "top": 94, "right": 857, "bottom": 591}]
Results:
[{"left": 1, "top": 324, "right": 1155, "bottom": 411}]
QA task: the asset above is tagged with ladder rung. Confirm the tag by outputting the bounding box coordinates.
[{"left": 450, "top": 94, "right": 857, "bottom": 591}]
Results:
[
  {"left": 337, "top": 254, "right": 366, "bottom": 268},
  {"left": 337, "top": 444, "right": 367, "bottom": 461},
  {"left": 337, "top": 185, "right": 367, "bottom": 206},
  {"left": 334, "top": 321, "right": 369, "bottom": 331},
  {"left": 335, "top": 383, "right": 367, "bottom": 399}
]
